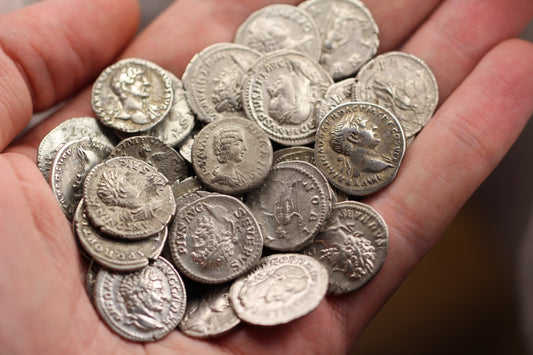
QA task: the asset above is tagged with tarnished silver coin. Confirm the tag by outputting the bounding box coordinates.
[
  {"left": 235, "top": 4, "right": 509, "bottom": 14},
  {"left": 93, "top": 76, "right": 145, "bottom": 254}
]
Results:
[
  {"left": 141, "top": 71, "right": 196, "bottom": 147},
  {"left": 179, "top": 284, "right": 240, "bottom": 338},
  {"left": 91, "top": 58, "right": 173, "bottom": 133},
  {"left": 85, "top": 259, "right": 101, "bottom": 305},
  {"left": 168, "top": 194, "right": 263, "bottom": 284},
  {"left": 273, "top": 146, "right": 315, "bottom": 166},
  {"left": 229, "top": 253, "right": 328, "bottom": 326},
  {"left": 242, "top": 50, "right": 333, "bottom": 146},
  {"left": 83, "top": 156, "right": 176, "bottom": 239},
  {"left": 235, "top": 4, "right": 321, "bottom": 61},
  {"left": 302, "top": 201, "right": 388, "bottom": 294},
  {"left": 317, "top": 78, "right": 356, "bottom": 126},
  {"left": 109, "top": 135, "right": 189, "bottom": 185},
  {"left": 245, "top": 161, "right": 333, "bottom": 251},
  {"left": 174, "top": 191, "right": 213, "bottom": 215},
  {"left": 182, "top": 43, "right": 261, "bottom": 123},
  {"left": 191, "top": 116, "right": 273, "bottom": 195},
  {"left": 177, "top": 129, "right": 198, "bottom": 164},
  {"left": 49, "top": 138, "right": 113, "bottom": 219},
  {"left": 171, "top": 176, "right": 205, "bottom": 202},
  {"left": 37, "top": 116, "right": 116, "bottom": 182},
  {"left": 299, "top": 0, "right": 379, "bottom": 80},
  {"left": 353, "top": 51, "right": 439, "bottom": 138},
  {"left": 315, "top": 102, "right": 405, "bottom": 196},
  {"left": 94, "top": 257, "right": 187, "bottom": 342},
  {"left": 74, "top": 200, "right": 168, "bottom": 272}
]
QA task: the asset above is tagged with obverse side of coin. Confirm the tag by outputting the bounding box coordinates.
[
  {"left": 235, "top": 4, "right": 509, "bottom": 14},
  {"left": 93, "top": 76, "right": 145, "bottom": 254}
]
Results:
[
  {"left": 83, "top": 156, "right": 176, "bottom": 239},
  {"left": 229, "top": 253, "right": 328, "bottom": 326},
  {"left": 235, "top": 4, "right": 321, "bottom": 61},
  {"left": 246, "top": 161, "right": 332, "bottom": 251},
  {"left": 91, "top": 58, "right": 173, "bottom": 133},
  {"left": 50, "top": 138, "right": 113, "bottom": 219},
  {"left": 109, "top": 135, "right": 189, "bottom": 185},
  {"left": 315, "top": 102, "right": 405, "bottom": 196},
  {"left": 169, "top": 194, "right": 263, "bottom": 284},
  {"left": 37, "top": 116, "right": 117, "bottom": 182},
  {"left": 192, "top": 117, "right": 273, "bottom": 195},
  {"left": 94, "top": 257, "right": 187, "bottom": 342},
  {"left": 302, "top": 201, "right": 388, "bottom": 294},
  {"left": 353, "top": 51, "right": 438, "bottom": 138},
  {"left": 317, "top": 77, "right": 355, "bottom": 126},
  {"left": 179, "top": 284, "right": 240, "bottom": 338},
  {"left": 74, "top": 200, "right": 168, "bottom": 271},
  {"left": 182, "top": 43, "right": 260, "bottom": 123},
  {"left": 299, "top": 0, "right": 379, "bottom": 80},
  {"left": 242, "top": 50, "right": 333, "bottom": 146}
]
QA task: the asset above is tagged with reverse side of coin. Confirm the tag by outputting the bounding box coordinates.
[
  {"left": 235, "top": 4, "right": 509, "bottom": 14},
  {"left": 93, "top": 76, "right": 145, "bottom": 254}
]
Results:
[
  {"left": 299, "top": 0, "right": 379, "bottom": 80},
  {"left": 315, "top": 102, "right": 405, "bottom": 196},
  {"left": 229, "top": 253, "right": 328, "bottom": 326},
  {"left": 302, "top": 201, "right": 388, "bottom": 294},
  {"left": 235, "top": 4, "right": 321, "bottom": 61},
  {"left": 191, "top": 116, "right": 273, "bottom": 195},
  {"left": 169, "top": 194, "right": 263, "bottom": 284},
  {"left": 353, "top": 51, "right": 439, "bottom": 138},
  {"left": 91, "top": 58, "right": 173, "bottom": 133},
  {"left": 94, "top": 257, "right": 187, "bottom": 342},
  {"left": 83, "top": 156, "right": 176, "bottom": 239}
]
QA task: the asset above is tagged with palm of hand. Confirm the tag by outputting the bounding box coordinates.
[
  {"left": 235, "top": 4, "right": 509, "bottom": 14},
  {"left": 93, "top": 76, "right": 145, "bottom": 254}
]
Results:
[{"left": 1, "top": 0, "right": 533, "bottom": 354}]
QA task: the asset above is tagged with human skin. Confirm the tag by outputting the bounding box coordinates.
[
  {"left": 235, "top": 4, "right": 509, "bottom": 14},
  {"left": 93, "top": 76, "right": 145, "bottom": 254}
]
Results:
[{"left": 0, "top": 0, "right": 533, "bottom": 354}]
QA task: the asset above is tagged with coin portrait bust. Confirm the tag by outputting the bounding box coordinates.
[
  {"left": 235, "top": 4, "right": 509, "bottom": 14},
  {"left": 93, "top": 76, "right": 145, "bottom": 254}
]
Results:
[
  {"left": 111, "top": 66, "right": 154, "bottom": 125},
  {"left": 210, "top": 126, "right": 248, "bottom": 187},
  {"left": 212, "top": 66, "right": 243, "bottom": 113}
]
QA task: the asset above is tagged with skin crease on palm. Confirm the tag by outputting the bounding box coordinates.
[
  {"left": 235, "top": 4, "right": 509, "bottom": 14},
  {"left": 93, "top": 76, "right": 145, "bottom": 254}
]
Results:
[{"left": 0, "top": 0, "right": 532, "bottom": 353}]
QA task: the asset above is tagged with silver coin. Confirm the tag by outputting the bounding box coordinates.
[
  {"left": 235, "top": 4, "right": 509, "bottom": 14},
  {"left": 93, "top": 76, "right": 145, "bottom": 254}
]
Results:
[
  {"left": 168, "top": 194, "right": 263, "bottom": 284},
  {"left": 141, "top": 71, "right": 196, "bottom": 147},
  {"left": 191, "top": 116, "right": 273, "bottom": 195},
  {"left": 174, "top": 190, "right": 213, "bottom": 215},
  {"left": 179, "top": 284, "right": 240, "bottom": 338},
  {"left": 315, "top": 102, "right": 405, "bottom": 196},
  {"left": 317, "top": 77, "right": 356, "bottom": 126},
  {"left": 83, "top": 156, "right": 176, "bottom": 239},
  {"left": 229, "top": 253, "right": 328, "bottom": 326},
  {"left": 49, "top": 138, "right": 113, "bottom": 219},
  {"left": 91, "top": 58, "right": 173, "bottom": 133},
  {"left": 299, "top": 0, "right": 379, "bottom": 80},
  {"left": 37, "top": 116, "right": 117, "bottom": 182},
  {"left": 74, "top": 200, "right": 168, "bottom": 271},
  {"left": 182, "top": 43, "right": 261, "bottom": 123},
  {"left": 235, "top": 4, "right": 322, "bottom": 61},
  {"left": 273, "top": 146, "right": 315, "bottom": 165},
  {"left": 245, "top": 161, "right": 333, "bottom": 251},
  {"left": 85, "top": 259, "right": 101, "bottom": 305},
  {"left": 302, "top": 201, "right": 388, "bottom": 294},
  {"left": 109, "top": 135, "right": 189, "bottom": 185},
  {"left": 171, "top": 176, "right": 205, "bottom": 202},
  {"left": 177, "top": 129, "right": 198, "bottom": 164},
  {"left": 353, "top": 51, "right": 439, "bottom": 138},
  {"left": 94, "top": 257, "right": 187, "bottom": 342},
  {"left": 242, "top": 50, "right": 333, "bottom": 146}
]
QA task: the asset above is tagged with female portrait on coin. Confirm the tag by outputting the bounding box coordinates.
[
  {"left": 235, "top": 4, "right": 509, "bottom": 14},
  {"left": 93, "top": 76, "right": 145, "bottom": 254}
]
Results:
[
  {"left": 210, "top": 125, "right": 248, "bottom": 188},
  {"left": 92, "top": 58, "right": 173, "bottom": 133}
]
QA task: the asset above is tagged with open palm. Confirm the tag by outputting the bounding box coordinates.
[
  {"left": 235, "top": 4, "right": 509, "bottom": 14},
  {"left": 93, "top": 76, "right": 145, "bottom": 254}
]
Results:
[{"left": 1, "top": 0, "right": 532, "bottom": 354}]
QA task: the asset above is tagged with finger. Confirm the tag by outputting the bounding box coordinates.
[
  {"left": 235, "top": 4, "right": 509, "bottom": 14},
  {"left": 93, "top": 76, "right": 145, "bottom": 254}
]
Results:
[
  {"left": 401, "top": 0, "right": 533, "bottom": 101},
  {"left": 333, "top": 38, "right": 533, "bottom": 348},
  {"left": 0, "top": 0, "right": 139, "bottom": 151}
]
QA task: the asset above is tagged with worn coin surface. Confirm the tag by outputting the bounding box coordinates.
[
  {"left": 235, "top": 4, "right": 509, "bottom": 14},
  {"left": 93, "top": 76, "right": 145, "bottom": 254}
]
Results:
[
  {"left": 83, "top": 156, "right": 176, "bottom": 239},
  {"left": 229, "top": 253, "right": 328, "bottom": 326},
  {"left": 169, "top": 194, "right": 263, "bottom": 284},
  {"left": 299, "top": 0, "right": 379, "bottom": 80},
  {"left": 94, "top": 257, "right": 187, "bottom": 342},
  {"left": 37, "top": 116, "right": 117, "bottom": 182},
  {"left": 272, "top": 146, "right": 316, "bottom": 166},
  {"left": 49, "top": 138, "right": 113, "bottom": 219},
  {"left": 179, "top": 284, "right": 240, "bottom": 338},
  {"left": 242, "top": 50, "right": 333, "bottom": 146},
  {"left": 74, "top": 200, "right": 168, "bottom": 271},
  {"left": 91, "top": 58, "right": 173, "bottom": 133},
  {"left": 317, "top": 77, "right": 355, "bottom": 126},
  {"left": 353, "top": 51, "right": 438, "bottom": 138},
  {"left": 171, "top": 176, "right": 205, "bottom": 202},
  {"left": 182, "top": 43, "right": 260, "bottom": 123},
  {"left": 246, "top": 161, "right": 332, "bottom": 251},
  {"left": 315, "top": 102, "right": 405, "bottom": 196},
  {"left": 235, "top": 4, "right": 321, "bottom": 61},
  {"left": 302, "top": 200, "right": 388, "bottom": 294},
  {"left": 191, "top": 116, "right": 273, "bottom": 195},
  {"left": 109, "top": 135, "right": 189, "bottom": 185}
]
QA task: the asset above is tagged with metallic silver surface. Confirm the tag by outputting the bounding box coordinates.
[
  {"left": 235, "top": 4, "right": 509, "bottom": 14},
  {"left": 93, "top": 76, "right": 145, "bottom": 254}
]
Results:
[{"left": 317, "top": 77, "right": 356, "bottom": 126}]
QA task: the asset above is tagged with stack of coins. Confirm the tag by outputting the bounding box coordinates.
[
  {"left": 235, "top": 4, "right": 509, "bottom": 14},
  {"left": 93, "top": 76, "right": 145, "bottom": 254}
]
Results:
[{"left": 37, "top": 0, "right": 438, "bottom": 342}]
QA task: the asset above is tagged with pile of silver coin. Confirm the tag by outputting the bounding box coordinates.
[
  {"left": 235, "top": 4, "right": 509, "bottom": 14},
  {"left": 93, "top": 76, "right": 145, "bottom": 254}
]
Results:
[{"left": 37, "top": 0, "right": 437, "bottom": 342}]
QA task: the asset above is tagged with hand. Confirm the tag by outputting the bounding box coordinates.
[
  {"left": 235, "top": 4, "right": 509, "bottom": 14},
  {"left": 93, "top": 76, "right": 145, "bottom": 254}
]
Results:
[{"left": 1, "top": 0, "right": 532, "bottom": 354}]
